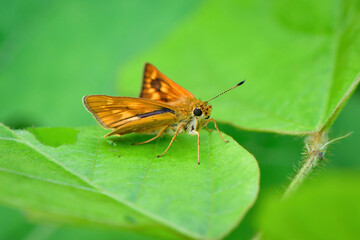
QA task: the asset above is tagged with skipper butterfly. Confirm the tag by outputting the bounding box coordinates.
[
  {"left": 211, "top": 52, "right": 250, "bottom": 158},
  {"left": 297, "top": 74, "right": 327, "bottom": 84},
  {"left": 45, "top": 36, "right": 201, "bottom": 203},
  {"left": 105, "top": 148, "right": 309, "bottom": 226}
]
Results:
[{"left": 83, "top": 63, "right": 245, "bottom": 164}]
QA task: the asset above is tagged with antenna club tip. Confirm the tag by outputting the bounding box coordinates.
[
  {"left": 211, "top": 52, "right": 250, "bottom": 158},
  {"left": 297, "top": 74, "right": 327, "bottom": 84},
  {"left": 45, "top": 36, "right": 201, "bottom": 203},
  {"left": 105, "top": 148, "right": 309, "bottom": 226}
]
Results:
[
  {"left": 237, "top": 80, "right": 246, "bottom": 86},
  {"left": 206, "top": 79, "right": 246, "bottom": 102}
]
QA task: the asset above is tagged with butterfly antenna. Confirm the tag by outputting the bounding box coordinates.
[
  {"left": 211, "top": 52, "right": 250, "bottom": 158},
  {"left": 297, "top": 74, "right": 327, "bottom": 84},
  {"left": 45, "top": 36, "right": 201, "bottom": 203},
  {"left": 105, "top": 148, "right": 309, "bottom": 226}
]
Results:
[{"left": 206, "top": 80, "right": 246, "bottom": 102}]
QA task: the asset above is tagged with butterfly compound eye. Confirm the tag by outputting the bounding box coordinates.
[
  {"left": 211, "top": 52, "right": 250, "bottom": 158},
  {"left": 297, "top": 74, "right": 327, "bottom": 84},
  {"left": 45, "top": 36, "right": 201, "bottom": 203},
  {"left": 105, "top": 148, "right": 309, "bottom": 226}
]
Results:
[{"left": 193, "top": 108, "right": 202, "bottom": 116}]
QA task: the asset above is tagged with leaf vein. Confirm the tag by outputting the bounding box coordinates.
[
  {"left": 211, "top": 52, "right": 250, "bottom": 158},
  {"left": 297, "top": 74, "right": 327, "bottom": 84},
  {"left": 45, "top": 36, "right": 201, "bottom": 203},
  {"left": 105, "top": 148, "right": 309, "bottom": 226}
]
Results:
[{"left": 0, "top": 167, "right": 97, "bottom": 192}]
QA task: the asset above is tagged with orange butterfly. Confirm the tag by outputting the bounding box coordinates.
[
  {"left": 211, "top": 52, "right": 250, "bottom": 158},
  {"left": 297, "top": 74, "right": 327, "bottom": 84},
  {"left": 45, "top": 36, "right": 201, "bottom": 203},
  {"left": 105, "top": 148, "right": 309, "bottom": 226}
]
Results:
[{"left": 83, "top": 63, "right": 244, "bottom": 164}]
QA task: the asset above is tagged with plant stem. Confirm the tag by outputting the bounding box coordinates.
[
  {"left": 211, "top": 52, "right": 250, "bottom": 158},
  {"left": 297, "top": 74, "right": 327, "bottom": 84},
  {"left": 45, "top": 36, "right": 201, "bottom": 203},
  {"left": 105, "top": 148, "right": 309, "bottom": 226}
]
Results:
[
  {"left": 283, "top": 131, "right": 351, "bottom": 198},
  {"left": 283, "top": 132, "right": 327, "bottom": 199},
  {"left": 283, "top": 153, "right": 320, "bottom": 198}
]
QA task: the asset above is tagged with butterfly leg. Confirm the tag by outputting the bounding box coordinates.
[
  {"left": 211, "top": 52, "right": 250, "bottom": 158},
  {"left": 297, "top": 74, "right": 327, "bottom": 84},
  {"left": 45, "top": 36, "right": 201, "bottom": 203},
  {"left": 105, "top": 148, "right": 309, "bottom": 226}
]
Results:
[
  {"left": 204, "top": 125, "right": 212, "bottom": 132},
  {"left": 157, "top": 123, "right": 184, "bottom": 158},
  {"left": 132, "top": 126, "right": 168, "bottom": 145},
  {"left": 192, "top": 130, "right": 201, "bottom": 165},
  {"left": 205, "top": 118, "right": 229, "bottom": 143}
]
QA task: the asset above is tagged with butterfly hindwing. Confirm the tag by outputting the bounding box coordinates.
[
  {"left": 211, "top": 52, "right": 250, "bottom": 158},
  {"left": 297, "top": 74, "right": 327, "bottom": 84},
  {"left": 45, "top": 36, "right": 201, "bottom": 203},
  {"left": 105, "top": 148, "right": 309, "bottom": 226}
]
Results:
[
  {"left": 83, "top": 95, "right": 177, "bottom": 136},
  {"left": 139, "top": 63, "right": 195, "bottom": 103}
]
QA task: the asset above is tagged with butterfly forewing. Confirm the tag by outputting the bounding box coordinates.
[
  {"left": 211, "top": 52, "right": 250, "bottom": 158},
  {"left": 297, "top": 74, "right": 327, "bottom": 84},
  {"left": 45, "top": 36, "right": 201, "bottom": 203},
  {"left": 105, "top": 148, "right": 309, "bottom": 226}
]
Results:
[
  {"left": 140, "top": 63, "right": 195, "bottom": 103},
  {"left": 104, "top": 111, "right": 177, "bottom": 136},
  {"left": 83, "top": 95, "right": 177, "bottom": 135}
]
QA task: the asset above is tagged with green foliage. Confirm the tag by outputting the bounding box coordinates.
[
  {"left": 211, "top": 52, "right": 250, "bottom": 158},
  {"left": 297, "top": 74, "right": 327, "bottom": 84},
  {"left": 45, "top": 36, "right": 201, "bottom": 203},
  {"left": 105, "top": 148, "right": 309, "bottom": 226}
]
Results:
[
  {"left": 0, "top": 124, "right": 259, "bottom": 239},
  {"left": 120, "top": 0, "right": 360, "bottom": 134},
  {"left": 226, "top": 91, "right": 360, "bottom": 239},
  {"left": 258, "top": 171, "right": 360, "bottom": 240},
  {"left": 27, "top": 128, "right": 79, "bottom": 147},
  {"left": 1, "top": 0, "right": 360, "bottom": 239},
  {"left": 0, "top": 0, "right": 201, "bottom": 128},
  {"left": 0, "top": 205, "right": 155, "bottom": 240}
]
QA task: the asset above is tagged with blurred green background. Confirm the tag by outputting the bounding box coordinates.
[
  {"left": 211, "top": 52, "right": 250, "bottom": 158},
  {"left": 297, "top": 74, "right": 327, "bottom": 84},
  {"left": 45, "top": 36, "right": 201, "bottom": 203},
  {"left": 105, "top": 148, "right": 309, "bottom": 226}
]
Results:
[
  {"left": 0, "top": 0, "right": 204, "bottom": 129},
  {"left": 1, "top": 0, "right": 359, "bottom": 239}
]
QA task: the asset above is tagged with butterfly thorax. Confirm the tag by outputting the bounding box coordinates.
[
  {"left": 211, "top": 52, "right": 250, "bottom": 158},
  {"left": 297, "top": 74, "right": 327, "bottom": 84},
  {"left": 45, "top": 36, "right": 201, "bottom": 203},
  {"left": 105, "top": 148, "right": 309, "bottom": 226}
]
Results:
[{"left": 166, "top": 98, "right": 212, "bottom": 135}]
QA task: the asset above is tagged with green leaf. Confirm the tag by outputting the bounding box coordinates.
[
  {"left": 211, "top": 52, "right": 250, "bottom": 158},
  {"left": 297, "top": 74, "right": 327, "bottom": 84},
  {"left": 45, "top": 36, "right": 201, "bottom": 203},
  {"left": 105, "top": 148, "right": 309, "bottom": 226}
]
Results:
[
  {"left": 257, "top": 171, "right": 360, "bottom": 239},
  {"left": 27, "top": 128, "right": 79, "bottom": 147},
  {"left": 0, "top": 205, "right": 35, "bottom": 240},
  {"left": 0, "top": 123, "right": 259, "bottom": 239},
  {"left": 0, "top": 0, "right": 201, "bottom": 128},
  {"left": 119, "top": 0, "right": 360, "bottom": 134},
  {"left": 0, "top": 205, "right": 156, "bottom": 240}
]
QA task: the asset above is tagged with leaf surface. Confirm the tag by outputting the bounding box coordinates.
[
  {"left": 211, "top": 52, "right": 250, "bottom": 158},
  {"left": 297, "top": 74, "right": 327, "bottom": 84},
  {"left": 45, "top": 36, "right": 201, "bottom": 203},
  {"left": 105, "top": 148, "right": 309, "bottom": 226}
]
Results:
[
  {"left": 119, "top": 0, "right": 360, "bottom": 134},
  {"left": 257, "top": 171, "right": 360, "bottom": 239},
  {"left": 0, "top": 123, "right": 259, "bottom": 239}
]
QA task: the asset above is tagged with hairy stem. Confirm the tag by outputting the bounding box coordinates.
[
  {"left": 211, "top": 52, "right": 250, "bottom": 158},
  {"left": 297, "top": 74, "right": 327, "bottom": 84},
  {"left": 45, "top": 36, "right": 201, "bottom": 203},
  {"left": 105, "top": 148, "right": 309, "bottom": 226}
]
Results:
[
  {"left": 283, "top": 132, "right": 328, "bottom": 199},
  {"left": 283, "top": 153, "right": 321, "bottom": 198},
  {"left": 284, "top": 131, "right": 351, "bottom": 198}
]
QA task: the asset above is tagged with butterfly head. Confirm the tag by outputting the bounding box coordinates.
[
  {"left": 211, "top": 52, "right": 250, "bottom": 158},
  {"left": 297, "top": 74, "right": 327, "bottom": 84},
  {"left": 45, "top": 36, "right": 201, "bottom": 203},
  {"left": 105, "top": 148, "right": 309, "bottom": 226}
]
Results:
[
  {"left": 189, "top": 80, "right": 246, "bottom": 129},
  {"left": 192, "top": 101, "right": 212, "bottom": 121}
]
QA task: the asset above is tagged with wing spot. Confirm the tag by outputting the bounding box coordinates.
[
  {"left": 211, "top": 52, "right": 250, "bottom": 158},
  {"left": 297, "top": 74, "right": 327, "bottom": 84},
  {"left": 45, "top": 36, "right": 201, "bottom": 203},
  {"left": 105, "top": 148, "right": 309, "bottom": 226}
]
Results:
[
  {"left": 150, "top": 72, "right": 157, "bottom": 79},
  {"left": 152, "top": 93, "right": 160, "bottom": 99},
  {"left": 151, "top": 78, "right": 162, "bottom": 91},
  {"left": 160, "top": 86, "right": 168, "bottom": 92}
]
